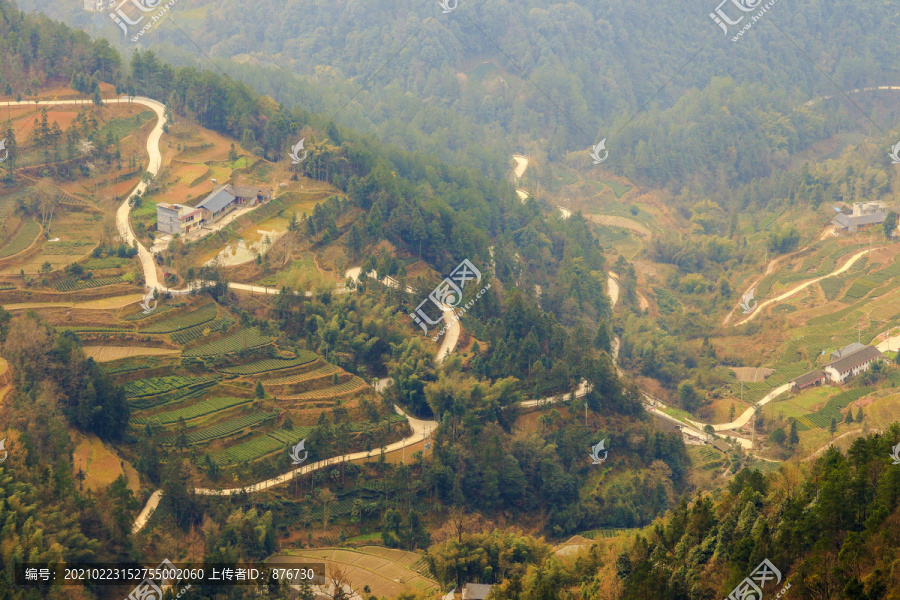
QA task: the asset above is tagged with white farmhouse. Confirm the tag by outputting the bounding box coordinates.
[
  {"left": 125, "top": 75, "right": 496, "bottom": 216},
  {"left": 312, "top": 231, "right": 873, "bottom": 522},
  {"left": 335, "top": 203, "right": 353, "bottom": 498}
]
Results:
[{"left": 823, "top": 345, "right": 884, "bottom": 383}]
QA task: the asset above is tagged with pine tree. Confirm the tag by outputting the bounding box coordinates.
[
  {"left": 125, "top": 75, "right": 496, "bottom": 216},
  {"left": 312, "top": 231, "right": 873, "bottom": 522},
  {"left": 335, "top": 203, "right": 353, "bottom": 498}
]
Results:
[
  {"left": 788, "top": 420, "right": 799, "bottom": 447},
  {"left": 829, "top": 417, "right": 837, "bottom": 436},
  {"left": 255, "top": 380, "right": 265, "bottom": 399},
  {"left": 844, "top": 410, "right": 854, "bottom": 424},
  {"left": 856, "top": 408, "right": 864, "bottom": 422}
]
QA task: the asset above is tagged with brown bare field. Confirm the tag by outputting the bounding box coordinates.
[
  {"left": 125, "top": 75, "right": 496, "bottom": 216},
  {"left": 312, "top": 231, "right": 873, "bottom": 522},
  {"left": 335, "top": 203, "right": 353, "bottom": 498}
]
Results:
[
  {"left": 83, "top": 346, "right": 180, "bottom": 362},
  {"left": 73, "top": 434, "right": 140, "bottom": 492},
  {"left": 14, "top": 110, "right": 80, "bottom": 138},
  {"left": 730, "top": 367, "right": 775, "bottom": 383},
  {"left": 4, "top": 293, "right": 145, "bottom": 311},
  {"left": 273, "top": 547, "right": 438, "bottom": 598}
]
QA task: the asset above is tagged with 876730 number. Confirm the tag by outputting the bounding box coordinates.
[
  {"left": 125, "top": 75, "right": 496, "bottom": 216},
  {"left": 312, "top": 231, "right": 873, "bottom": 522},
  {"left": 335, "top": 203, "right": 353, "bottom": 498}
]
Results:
[{"left": 270, "top": 568, "right": 315, "bottom": 581}]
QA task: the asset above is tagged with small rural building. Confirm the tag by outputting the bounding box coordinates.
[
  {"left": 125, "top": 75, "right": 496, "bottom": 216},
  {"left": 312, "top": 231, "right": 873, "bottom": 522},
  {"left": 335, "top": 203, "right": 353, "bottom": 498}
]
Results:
[
  {"left": 156, "top": 203, "right": 202, "bottom": 235},
  {"left": 462, "top": 584, "right": 493, "bottom": 600},
  {"left": 824, "top": 345, "right": 884, "bottom": 383},
  {"left": 791, "top": 369, "right": 827, "bottom": 392},
  {"left": 196, "top": 185, "right": 270, "bottom": 225},
  {"left": 831, "top": 201, "right": 888, "bottom": 233},
  {"left": 710, "top": 439, "right": 731, "bottom": 453}
]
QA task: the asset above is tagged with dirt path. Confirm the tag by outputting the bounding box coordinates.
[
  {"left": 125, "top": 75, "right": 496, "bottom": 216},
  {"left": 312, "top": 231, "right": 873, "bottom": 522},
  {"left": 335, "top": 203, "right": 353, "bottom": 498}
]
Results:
[
  {"left": 607, "top": 275, "right": 620, "bottom": 308},
  {"left": 735, "top": 249, "right": 871, "bottom": 326},
  {"left": 803, "top": 428, "right": 868, "bottom": 462},
  {"left": 686, "top": 383, "right": 792, "bottom": 432},
  {"left": 132, "top": 490, "right": 162, "bottom": 534},
  {"left": 637, "top": 292, "right": 649, "bottom": 312},
  {"left": 512, "top": 154, "right": 528, "bottom": 179}
]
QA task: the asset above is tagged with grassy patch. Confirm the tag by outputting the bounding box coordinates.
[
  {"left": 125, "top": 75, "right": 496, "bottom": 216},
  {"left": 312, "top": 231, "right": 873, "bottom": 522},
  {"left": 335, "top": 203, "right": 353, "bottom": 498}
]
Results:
[{"left": 0, "top": 218, "right": 40, "bottom": 258}]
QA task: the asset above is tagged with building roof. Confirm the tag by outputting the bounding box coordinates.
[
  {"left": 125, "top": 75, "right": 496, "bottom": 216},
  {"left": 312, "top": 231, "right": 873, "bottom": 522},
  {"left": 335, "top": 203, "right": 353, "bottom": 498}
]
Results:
[
  {"left": 832, "top": 214, "right": 851, "bottom": 228},
  {"left": 831, "top": 212, "right": 886, "bottom": 228},
  {"left": 826, "top": 346, "right": 883, "bottom": 374},
  {"left": 793, "top": 369, "right": 826, "bottom": 388},
  {"left": 853, "top": 201, "right": 887, "bottom": 214},
  {"left": 462, "top": 584, "right": 493, "bottom": 600},
  {"left": 711, "top": 439, "right": 731, "bottom": 453},
  {"left": 831, "top": 342, "right": 866, "bottom": 360},
  {"left": 197, "top": 188, "right": 236, "bottom": 213},
  {"left": 852, "top": 212, "right": 887, "bottom": 226},
  {"left": 226, "top": 185, "right": 265, "bottom": 199},
  {"left": 157, "top": 202, "right": 178, "bottom": 211}
]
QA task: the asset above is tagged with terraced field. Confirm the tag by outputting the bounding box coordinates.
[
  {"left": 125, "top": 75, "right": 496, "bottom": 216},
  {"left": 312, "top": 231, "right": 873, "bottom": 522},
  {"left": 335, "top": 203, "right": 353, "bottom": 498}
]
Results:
[
  {"left": 0, "top": 218, "right": 40, "bottom": 258},
  {"left": 219, "top": 354, "right": 318, "bottom": 375},
  {"left": 128, "top": 379, "right": 219, "bottom": 411},
  {"left": 54, "top": 276, "right": 128, "bottom": 292},
  {"left": 133, "top": 396, "right": 251, "bottom": 425},
  {"left": 141, "top": 303, "right": 217, "bottom": 333},
  {"left": 170, "top": 317, "right": 235, "bottom": 344},
  {"left": 182, "top": 329, "right": 271, "bottom": 357},
  {"left": 207, "top": 428, "right": 312, "bottom": 465},
  {"left": 264, "top": 364, "right": 339, "bottom": 386},
  {"left": 125, "top": 375, "right": 220, "bottom": 398},
  {"left": 289, "top": 377, "right": 369, "bottom": 400},
  {"left": 181, "top": 411, "right": 279, "bottom": 445}
]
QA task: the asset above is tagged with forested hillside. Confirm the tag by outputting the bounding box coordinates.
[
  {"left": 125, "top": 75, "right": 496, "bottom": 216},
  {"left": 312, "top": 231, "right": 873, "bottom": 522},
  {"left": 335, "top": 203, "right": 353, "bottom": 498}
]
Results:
[{"left": 19, "top": 0, "right": 900, "bottom": 196}]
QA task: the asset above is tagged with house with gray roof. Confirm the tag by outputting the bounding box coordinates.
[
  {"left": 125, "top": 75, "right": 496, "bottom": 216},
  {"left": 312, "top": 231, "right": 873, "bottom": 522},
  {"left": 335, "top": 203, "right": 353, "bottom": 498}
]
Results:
[
  {"left": 831, "top": 201, "right": 888, "bottom": 233},
  {"left": 824, "top": 345, "right": 883, "bottom": 383},
  {"left": 791, "top": 369, "right": 827, "bottom": 392},
  {"left": 831, "top": 342, "right": 867, "bottom": 361},
  {"left": 195, "top": 185, "right": 269, "bottom": 225}
]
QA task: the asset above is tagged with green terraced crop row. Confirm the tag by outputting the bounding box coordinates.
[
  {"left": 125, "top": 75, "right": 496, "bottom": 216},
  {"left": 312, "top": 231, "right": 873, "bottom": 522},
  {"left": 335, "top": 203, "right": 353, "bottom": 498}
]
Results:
[
  {"left": 221, "top": 353, "right": 319, "bottom": 375},
  {"left": 594, "top": 225, "right": 632, "bottom": 246},
  {"left": 133, "top": 396, "right": 250, "bottom": 425},
  {"left": 840, "top": 276, "right": 882, "bottom": 302},
  {"left": 265, "top": 364, "right": 338, "bottom": 385},
  {"left": 101, "top": 362, "right": 151, "bottom": 375},
  {"left": 82, "top": 257, "right": 129, "bottom": 270},
  {"left": 183, "top": 411, "right": 279, "bottom": 444},
  {"left": 141, "top": 303, "right": 217, "bottom": 333},
  {"left": 170, "top": 317, "right": 235, "bottom": 345},
  {"left": 291, "top": 377, "right": 368, "bottom": 400},
  {"left": 0, "top": 218, "right": 40, "bottom": 258},
  {"left": 820, "top": 276, "right": 845, "bottom": 301},
  {"left": 208, "top": 427, "right": 314, "bottom": 465},
  {"left": 54, "top": 276, "right": 126, "bottom": 292},
  {"left": 125, "top": 375, "right": 220, "bottom": 398},
  {"left": 123, "top": 305, "right": 179, "bottom": 321},
  {"left": 128, "top": 381, "right": 217, "bottom": 411},
  {"left": 182, "top": 328, "right": 272, "bottom": 357},
  {"left": 267, "top": 429, "right": 301, "bottom": 444}
]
